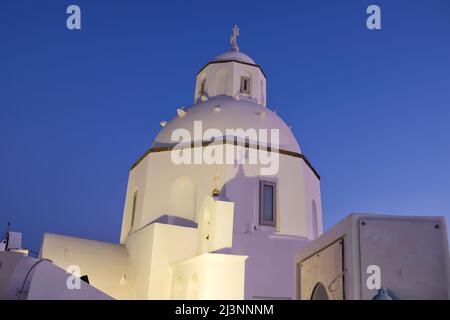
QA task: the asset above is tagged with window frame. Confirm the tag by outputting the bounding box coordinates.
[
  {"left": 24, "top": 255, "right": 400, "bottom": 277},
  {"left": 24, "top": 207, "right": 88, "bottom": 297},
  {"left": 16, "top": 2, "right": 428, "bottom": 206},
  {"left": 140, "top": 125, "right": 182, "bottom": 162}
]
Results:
[
  {"left": 240, "top": 76, "right": 251, "bottom": 95},
  {"left": 259, "top": 180, "right": 277, "bottom": 227}
]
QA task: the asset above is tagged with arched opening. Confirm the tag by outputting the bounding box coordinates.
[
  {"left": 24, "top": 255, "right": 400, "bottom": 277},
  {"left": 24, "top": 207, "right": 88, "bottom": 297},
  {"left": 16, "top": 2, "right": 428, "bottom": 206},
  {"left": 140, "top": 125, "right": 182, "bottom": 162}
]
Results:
[
  {"left": 311, "top": 282, "right": 329, "bottom": 300},
  {"left": 169, "top": 176, "right": 196, "bottom": 221},
  {"left": 215, "top": 69, "right": 228, "bottom": 96},
  {"left": 188, "top": 274, "right": 199, "bottom": 299}
]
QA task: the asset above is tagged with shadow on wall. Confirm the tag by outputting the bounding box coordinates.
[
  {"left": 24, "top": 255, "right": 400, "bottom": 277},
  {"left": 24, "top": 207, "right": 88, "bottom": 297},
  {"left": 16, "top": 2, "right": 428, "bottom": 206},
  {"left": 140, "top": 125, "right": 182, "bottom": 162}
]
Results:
[{"left": 220, "top": 162, "right": 278, "bottom": 234}]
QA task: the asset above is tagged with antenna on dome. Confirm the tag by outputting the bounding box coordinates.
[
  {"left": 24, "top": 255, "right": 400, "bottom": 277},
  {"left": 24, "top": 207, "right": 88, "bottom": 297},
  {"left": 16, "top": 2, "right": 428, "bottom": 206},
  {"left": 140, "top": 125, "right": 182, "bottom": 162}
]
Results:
[{"left": 230, "top": 25, "right": 240, "bottom": 52}]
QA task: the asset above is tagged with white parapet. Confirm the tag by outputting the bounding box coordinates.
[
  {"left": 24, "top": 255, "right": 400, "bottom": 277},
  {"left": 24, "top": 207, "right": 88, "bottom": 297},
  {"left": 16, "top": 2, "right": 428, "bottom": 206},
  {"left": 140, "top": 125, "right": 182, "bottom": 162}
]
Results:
[
  {"left": 40, "top": 233, "right": 133, "bottom": 300},
  {"left": 170, "top": 253, "right": 247, "bottom": 300}
]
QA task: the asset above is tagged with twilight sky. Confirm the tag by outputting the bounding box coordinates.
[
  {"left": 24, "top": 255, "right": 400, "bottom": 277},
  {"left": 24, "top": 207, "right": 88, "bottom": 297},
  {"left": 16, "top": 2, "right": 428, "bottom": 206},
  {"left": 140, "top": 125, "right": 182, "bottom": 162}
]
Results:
[{"left": 1, "top": 0, "right": 449, "bottom": 252}]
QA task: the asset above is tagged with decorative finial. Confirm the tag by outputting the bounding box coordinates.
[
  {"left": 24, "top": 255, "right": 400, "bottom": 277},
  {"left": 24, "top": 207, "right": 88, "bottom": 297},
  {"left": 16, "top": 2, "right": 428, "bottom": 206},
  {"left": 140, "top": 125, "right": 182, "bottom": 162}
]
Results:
[
  {"left": 230, "top": 25, "right": 240, "bottom": 52},
  {"left": 176, "top": 108, "right": 187, "bottom": 117}
]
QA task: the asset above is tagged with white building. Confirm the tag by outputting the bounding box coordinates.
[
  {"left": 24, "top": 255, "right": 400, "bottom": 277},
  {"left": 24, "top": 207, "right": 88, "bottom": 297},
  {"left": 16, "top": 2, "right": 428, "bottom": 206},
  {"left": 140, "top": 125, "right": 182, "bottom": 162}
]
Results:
[
  {"left": 29, "top": 27, "right": 322, "bottom": 300},
  {"left": 3, "top": 27, "right": 445, "bottom": 301}
]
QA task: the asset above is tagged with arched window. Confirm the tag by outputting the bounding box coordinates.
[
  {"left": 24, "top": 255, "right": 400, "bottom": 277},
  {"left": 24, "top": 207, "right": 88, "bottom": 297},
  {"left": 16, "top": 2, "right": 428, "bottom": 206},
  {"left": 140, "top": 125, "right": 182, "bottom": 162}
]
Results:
[{"left": 240, "top": 76, "right": 251, "bottom": 95}]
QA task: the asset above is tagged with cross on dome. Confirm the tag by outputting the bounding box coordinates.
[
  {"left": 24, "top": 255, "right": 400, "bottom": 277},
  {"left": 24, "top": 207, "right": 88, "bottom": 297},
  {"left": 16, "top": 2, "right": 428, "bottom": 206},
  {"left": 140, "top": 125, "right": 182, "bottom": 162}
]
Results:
[{"left": 230, "top": 25, "right": 240, "bottom": 51}]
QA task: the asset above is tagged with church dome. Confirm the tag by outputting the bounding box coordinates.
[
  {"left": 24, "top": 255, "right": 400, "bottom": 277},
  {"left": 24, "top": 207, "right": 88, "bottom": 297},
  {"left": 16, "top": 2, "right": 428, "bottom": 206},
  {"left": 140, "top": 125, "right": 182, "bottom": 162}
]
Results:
[
  {"left": 153, "top": 96, "right": 301, "bottom": 154},
  {"left": 213, "top": 50, "right": 256, "bottom": 65},
  {"left": 155, "top": 25, "right": 300, "bottom": 155}
]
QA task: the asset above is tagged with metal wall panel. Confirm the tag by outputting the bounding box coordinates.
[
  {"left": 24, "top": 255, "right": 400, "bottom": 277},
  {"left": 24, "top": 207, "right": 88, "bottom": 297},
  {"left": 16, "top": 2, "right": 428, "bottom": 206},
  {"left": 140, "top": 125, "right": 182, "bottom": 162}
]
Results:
[
  {"left": 359, "top": 217, "right": 447, "bottom": 299},
  {"left": 299, "top": 239, "right": 344, "bottom": 300}
]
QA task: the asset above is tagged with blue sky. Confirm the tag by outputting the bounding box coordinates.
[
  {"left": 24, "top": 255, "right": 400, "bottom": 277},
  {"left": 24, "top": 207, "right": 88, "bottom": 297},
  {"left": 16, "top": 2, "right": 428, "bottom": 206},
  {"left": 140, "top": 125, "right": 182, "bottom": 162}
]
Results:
[{"left": 1, "top": 0, "right": 449, "bottom": 251}]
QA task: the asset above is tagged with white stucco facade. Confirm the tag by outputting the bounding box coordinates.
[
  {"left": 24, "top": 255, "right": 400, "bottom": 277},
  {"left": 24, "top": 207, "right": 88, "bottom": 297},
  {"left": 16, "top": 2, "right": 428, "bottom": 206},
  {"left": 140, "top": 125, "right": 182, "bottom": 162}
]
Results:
[
  {"left": 32, "top": 35, "right": 323, "bottom": 300},
  {"left": 114, "top": 45, "right": 323, "bottom": 299},
  {"left": 2, "top": 28, "right": 448, "bottom": 301}
]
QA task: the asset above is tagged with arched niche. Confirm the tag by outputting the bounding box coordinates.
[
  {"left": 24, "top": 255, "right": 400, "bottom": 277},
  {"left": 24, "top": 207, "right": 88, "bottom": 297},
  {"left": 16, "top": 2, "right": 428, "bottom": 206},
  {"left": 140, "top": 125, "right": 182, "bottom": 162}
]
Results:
[
  {"left": 172, "top": 275, "right": 183, "bottom": 299},
  {"left": 169, "top": 176, "right": 196, "bottom": 221},
  {"left": 215, "top": 69, "right": 228, "bottom": 96},
  {"left": 187, "top": 274, "right": 199, "bottom": 299}
]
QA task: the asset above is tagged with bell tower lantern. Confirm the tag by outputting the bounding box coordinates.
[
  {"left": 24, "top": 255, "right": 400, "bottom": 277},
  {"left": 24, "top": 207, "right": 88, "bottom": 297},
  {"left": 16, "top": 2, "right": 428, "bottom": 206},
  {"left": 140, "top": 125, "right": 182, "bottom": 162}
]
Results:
[{"left": 194, "top": 25, "right": 267, "bottom": 107}]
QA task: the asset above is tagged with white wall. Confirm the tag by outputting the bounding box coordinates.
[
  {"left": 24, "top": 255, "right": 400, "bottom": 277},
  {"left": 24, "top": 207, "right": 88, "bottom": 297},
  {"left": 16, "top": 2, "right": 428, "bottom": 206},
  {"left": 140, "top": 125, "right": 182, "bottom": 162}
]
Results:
[
  {"left": 232, "top": 234, "right": 310, "bottom": 299},
  {"left": 170, "top": 253, "right": 247, "bottom": 299},
  {"left": 40, "top": 233, "right": 133, "bottom": 300},
  {"left": 124, "top": 223, "right": 155, "bottom": 299},
  {"left": 223, "top": 155, "right": 317, "bottom": 238},
  {"left": 169, "top": 176, "right": 196, "bottom": 220},
  {"left": 197, "top": 196, "right": 234, "bottom": 253},
  {"left": 194, "top": 61, "right": 266, "bottom": 106},
  {"left": 147, "top": 223, "right": 199, "bottom": 299},
  {"left": 303, "top": 161, "right": 323, "bottom": 239},
  {"left": 122, "top": 150, "right": 221, "bottom": 236},
  {"left": 120, "top": 156, "right": 149, "bottom": 242},
  {"left": 122, "top": 150, "right": 320, "bottom": 241},
  {"left": 125, "top": 223, "right": 198, "bottom": 299},
  {"left": 120, "top": 149, "right": 321, "bottom": 299}
]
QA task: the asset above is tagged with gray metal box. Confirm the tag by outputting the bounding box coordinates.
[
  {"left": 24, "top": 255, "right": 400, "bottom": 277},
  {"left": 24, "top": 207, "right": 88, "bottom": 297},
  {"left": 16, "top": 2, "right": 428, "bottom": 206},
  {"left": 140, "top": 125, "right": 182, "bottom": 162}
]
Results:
[
  {"left": 6, "top": 232, "right": 22, "bottom": 251},
  {"left": 295, "top": 213, "right": 450, "bottom": 300}
]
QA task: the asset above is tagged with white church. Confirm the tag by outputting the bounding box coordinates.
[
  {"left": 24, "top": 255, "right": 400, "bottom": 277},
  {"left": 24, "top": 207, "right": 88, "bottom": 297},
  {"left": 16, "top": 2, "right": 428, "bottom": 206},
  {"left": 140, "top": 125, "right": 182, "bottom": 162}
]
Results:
[{"left": 1, "top": 27, "right": 449, "bottom": 300}]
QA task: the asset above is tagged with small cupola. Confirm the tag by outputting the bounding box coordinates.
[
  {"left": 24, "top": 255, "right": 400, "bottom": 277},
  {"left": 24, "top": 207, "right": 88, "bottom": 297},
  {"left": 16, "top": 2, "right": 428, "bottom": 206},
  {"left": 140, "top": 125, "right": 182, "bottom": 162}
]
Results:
[{"left": 194, "top": 25, "right": 267, "bottom": 107}]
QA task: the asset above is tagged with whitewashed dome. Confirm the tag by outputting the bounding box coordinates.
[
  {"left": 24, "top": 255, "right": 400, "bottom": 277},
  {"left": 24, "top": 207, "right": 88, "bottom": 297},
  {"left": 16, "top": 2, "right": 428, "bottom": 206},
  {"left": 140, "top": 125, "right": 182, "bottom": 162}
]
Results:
[
  {"left": 213, "top": 50, "right": 256, "bottom": 64},
  {"left": 153, "top": 96, "right": 301, "bottom": 153}
]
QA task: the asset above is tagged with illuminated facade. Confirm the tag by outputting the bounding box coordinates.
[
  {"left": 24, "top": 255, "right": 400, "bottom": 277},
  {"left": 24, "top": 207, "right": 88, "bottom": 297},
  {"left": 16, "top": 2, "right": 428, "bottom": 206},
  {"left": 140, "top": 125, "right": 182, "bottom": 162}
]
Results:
[
  {"left": 37, "top": 30, "right": 323, "bottom": 300},
  {"left": 1, "top": 28, "right": 448, "bottom": 301}
]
